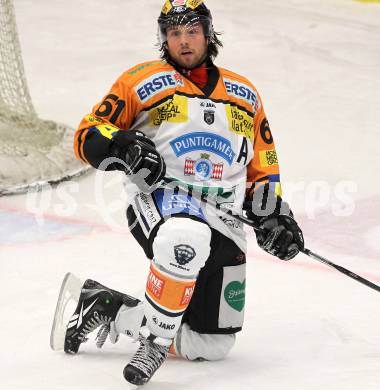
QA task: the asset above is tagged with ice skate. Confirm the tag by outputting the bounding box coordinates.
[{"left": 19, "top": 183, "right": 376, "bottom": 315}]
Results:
[
  {"left": 50, "top": 272, "right": 140, "bottom": 353},
  {"left": 123, "top": 327, "right": 170, "bottom": 386}
]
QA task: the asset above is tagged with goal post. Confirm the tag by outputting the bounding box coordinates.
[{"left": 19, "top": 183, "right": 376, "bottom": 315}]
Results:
[{"left": 0, "top": 0, "right": 90, "bottom": 196}]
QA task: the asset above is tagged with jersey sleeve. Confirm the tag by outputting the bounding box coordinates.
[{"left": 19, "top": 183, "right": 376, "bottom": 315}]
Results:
[
  {"left": 74, "top": 73, "right": 141, "bottom": 169},
  {"left": 246, "top": 94, "right": 282, "bottom": 199}
]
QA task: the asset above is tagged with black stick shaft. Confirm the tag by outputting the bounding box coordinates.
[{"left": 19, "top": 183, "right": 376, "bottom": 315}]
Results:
[{"left": 302, "top": 248, "right": 380, "bottom": 293}]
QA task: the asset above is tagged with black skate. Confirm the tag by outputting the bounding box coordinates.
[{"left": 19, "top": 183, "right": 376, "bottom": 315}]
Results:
[
  {"left": 50, "top": 273, "right": 140, "bottom": 353},
  {"left": 123, "top": 328, "right": 171, "bottom": 386}
]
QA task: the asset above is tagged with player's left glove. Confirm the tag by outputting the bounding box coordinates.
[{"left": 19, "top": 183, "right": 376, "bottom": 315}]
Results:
[{"left": 244, "top": 191, "right": 304, "bottom": 260}]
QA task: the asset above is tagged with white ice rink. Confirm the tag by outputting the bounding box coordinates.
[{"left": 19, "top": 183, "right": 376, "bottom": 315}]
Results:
[{"left": 1, "top": 0, "right": 380, "bottom": 389}]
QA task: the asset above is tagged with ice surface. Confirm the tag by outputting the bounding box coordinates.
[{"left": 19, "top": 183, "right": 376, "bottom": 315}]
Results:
[{"left": 1, "top": 0, "right": 380, "bottom": 389}]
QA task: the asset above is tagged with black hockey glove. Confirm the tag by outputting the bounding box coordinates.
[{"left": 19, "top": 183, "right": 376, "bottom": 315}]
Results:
[
  {"left": 109, "top": 130, "right": 166, "bottom": 191},
  {"left": 244, "top": 190, "right": 304, "bottom": 261}
]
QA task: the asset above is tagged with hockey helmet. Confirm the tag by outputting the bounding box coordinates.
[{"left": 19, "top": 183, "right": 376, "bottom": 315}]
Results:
[{"left": 157, "top": 0, "right": 214, "bottom": 45}]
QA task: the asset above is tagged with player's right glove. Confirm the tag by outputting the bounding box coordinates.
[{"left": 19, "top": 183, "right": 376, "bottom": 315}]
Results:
[
  {"left": 244, "top": 189, "right": 304, "bottom": 261},
  {"left": 109, "top": 130, "right": 166, "bottom": 192}
]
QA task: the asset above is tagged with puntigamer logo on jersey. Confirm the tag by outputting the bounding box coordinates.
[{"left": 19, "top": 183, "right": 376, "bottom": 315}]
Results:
[
  {"left": 135, "top": 71, "right": 183, "bottom": 103},
  {"left": 224, "top": 78, "right": 259, "bottom": 109},
  {"left": 170, "top": 132, "right": 235, "bottom": 165}
]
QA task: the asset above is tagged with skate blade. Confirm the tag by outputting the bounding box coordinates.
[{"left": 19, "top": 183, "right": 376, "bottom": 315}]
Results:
[
  {"left": 126, "top": 384, "right": 139, "bottom": 390},
  {"left": 50, "top": 272, "right": 83, "bottom": 351}
]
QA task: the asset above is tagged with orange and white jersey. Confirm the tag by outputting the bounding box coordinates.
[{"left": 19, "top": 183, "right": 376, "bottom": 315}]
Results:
[{"left": 74, "top": 60, "right": 281, "bottom": 249}]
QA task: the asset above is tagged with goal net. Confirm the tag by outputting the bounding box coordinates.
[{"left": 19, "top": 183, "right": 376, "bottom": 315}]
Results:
[{"left": 0, "top": 0, "right": 90, "bottom": 196}]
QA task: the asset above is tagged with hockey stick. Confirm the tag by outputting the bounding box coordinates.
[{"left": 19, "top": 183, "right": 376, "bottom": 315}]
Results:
[
  {"left": 301, "top": 249, "right": 380, "bottom": 292},
  {"left": 161, "top": 177, "right": 380, "bottom": 293}
]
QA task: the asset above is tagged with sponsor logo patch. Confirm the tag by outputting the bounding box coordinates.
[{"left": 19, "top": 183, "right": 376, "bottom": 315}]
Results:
[
  {"left": 159, "top": 321, "right": 175, "bottom": 330},
  {"left": 68, "top": 298, "right": 99, "bottom": 329},
  {"left": 224, "top": 78, "right": 259, "bottom": 109},
  {"left": 174, "top": 244, "right": 196, "bottom": 265},
  {"left": 180, "top": 285, "right": 195, "bottom": 306},
  {"left": 173, "top": 0, "right": 186, "bottom": 6},
  {"left": 200, "top": 101, "right": 216, "bottom": 109},
  {"left": 226, "top": 105, "right": 254, "bottom": 140},
  {"left": 135, "top": 72, "right": 178, "bottom": 103},
  {"left": 184, "top": 153, "right": 224, "bottom": 181},
  {"left": 203, "top": 109, "right": 215, "bottom": 125},
  {"left": 224, "top": 280, "right": 246, "bottom": 312},
  {"left": 149, "top": 95, "right": 188, "bottom": 126},
  {"left": 137, "top": 193, "right": 159, "bottom": 225},
  {"left": 147, "top": 268, "right": 165, "bottom": 299},
  {"left": 154, "top": 189, "right": 206, "bottom": 220},
  {"left": 152, "top": 316, "right": 175, "bottom": 330},
  {"left": 187, "top": 0, "right": 204, "bottom": 10},
  {"left": 170, "top": 132, "right": 235, "bottom": 165},
  {"left": 162, "top": 0, "right": 204, "bottom": 15},
  {"left": 173, "top": 72, "right": 184, "bottom": 86},
  {"left": 259, "top": 149, "right": 278, "bottom": 168},
  {"left": 161, "top": 0, "right": 173, "bottom": 15}
]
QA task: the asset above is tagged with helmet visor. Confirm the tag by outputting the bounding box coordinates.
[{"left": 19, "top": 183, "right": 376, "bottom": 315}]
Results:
[{"left": 158, "top": 12, "right": 213, "bottom": 45}]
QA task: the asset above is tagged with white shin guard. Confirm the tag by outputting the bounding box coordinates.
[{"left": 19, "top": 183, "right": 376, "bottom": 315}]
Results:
[
  {"left": 144, "top": 217, "right": 212, "bottom": 340},
  {"left": 112, "top": 218, "right": 213, "bottom": 344}
]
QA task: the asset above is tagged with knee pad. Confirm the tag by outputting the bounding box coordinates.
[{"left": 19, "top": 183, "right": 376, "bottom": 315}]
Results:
[
  {"left": 173, "top": 323, "right": 236, "bottom": 361},
  {"left": 152, "top": 217, "right": 212, "bottom": 277}
]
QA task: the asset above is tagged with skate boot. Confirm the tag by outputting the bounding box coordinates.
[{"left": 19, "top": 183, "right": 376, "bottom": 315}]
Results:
[
  {"left": 123, "top": 327, "right": 171, "bottom": 386},
  {"left": 64, "top": 278, "right": 141, "bottom": 354},
  {"left": 50, "top": 273, "right": 140, "bottom": 353}
]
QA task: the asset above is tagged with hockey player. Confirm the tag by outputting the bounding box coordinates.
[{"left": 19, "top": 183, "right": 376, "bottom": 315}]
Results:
[{"left": 52, "top": 0, "right": 304, "bottom": 386}]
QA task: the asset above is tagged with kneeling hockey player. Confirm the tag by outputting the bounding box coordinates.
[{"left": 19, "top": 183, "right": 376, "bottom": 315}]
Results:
[{"left": 51, "top": 0, "right": 304, "bottom": 386}]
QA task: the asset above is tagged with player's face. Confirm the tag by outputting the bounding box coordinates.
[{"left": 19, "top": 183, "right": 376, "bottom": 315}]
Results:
[{"left": 166, "top": 23, "right": 208, "bottom": 69}]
